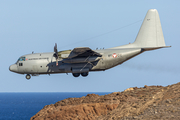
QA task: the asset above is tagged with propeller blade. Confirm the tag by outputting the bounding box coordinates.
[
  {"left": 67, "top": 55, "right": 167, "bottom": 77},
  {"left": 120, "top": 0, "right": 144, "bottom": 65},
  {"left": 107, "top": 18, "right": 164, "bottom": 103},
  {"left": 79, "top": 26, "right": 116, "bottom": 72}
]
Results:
[
  {"left": 54, "top": 43, "right": 59, "bottom": 66},
  {"left": 56, "top": 59, "right": 58, "bottom": 66},
  {"left": 54, "top": 43, "right": 57, "bottom": 53}
]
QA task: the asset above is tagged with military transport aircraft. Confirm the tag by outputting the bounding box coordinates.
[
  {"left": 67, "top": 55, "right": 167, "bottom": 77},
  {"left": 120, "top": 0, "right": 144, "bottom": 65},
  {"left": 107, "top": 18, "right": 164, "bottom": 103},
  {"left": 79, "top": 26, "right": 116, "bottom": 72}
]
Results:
[{"left": 9, "top": 9, "right": 170, "bottom": 79}]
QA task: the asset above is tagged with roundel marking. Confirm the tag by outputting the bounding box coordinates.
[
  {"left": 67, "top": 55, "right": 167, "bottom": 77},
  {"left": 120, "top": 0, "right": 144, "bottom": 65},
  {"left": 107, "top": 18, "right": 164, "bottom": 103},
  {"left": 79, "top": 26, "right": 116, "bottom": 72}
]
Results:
[{"left": 112, "top": 53, "right": 117, "bottom": 58}]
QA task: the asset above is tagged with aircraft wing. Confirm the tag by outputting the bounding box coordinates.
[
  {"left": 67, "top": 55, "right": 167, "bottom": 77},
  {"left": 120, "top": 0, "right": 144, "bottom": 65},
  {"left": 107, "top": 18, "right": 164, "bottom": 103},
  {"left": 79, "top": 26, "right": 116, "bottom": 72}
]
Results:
[{"left": 67, "top": 47, "right": 102, "bottom": 58}]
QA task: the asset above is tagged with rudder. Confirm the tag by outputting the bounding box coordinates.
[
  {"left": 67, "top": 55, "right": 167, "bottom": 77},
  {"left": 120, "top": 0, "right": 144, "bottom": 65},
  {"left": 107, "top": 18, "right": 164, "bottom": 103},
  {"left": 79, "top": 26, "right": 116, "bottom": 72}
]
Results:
[{"left": 134, "top": 9, "right": 166, "bottom": 47}]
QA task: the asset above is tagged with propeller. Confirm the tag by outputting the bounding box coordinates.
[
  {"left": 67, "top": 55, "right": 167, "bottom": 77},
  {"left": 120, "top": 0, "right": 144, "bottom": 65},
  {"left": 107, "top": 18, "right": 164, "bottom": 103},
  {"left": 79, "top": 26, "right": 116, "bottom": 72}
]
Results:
[{"left": 53, "top": 43, "right": 59, "bottom": 66}]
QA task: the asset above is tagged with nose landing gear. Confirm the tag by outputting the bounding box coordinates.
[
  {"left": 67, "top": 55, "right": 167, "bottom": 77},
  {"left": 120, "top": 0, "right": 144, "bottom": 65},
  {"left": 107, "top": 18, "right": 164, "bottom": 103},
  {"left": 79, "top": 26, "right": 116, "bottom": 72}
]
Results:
[{"left": 26, "top": 74, "right": 31, "bottom": 80}]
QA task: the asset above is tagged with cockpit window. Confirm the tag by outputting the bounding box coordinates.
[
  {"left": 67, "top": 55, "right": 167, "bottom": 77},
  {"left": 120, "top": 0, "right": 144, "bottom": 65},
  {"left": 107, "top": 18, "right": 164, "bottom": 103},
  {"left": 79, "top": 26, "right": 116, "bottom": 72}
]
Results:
[
  {"left": 16, "top": 57, "right": 26, "bottom": 64},
  {"left": 18, "top": 57, "right": 26, "bottom": 61}
]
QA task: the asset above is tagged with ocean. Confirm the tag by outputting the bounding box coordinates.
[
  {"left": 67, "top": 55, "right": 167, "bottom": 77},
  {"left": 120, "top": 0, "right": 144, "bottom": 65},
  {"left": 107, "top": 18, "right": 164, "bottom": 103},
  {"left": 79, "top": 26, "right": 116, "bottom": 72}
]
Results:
[{"left": 0, "top": 92, "right": 110, "bottom": 120}]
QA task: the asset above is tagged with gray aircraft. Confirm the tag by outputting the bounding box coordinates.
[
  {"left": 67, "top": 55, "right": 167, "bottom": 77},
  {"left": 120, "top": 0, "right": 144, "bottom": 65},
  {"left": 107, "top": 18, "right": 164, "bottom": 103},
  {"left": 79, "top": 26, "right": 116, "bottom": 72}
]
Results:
[{"left": 9, "top": 9, "right": 170, "bottom": 79}]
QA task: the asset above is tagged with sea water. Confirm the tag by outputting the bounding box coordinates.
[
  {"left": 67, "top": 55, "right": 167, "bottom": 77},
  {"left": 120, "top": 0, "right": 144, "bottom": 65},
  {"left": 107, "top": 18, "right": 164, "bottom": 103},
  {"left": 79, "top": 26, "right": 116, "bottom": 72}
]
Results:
[{"left": 0, "top": 92, "right": 110, "bottom": 120}]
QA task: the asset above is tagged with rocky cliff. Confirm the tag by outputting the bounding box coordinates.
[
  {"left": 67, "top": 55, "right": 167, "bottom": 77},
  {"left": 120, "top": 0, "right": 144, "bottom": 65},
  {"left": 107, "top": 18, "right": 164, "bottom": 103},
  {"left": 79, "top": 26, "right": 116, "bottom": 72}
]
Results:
[{"left": 31, "top": 82, "right": 180, "bottom": 120}]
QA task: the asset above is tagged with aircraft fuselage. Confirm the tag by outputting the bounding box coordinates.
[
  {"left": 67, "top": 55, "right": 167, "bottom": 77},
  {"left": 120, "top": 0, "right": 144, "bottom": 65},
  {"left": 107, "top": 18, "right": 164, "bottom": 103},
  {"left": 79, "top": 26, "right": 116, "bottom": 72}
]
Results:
[{"left": 9, "top": 48, "right": 142, "bottom": 77}]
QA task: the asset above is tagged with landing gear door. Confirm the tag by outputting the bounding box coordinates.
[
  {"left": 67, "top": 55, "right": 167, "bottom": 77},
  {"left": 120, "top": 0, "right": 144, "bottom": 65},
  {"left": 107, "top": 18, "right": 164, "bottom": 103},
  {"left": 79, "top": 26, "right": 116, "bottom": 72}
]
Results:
[
  {"left": 99, "top": 56, "right": 106, "bottom": 69},
  {"left": 33, "top": 65, "right": 38, "bottom": 73}
]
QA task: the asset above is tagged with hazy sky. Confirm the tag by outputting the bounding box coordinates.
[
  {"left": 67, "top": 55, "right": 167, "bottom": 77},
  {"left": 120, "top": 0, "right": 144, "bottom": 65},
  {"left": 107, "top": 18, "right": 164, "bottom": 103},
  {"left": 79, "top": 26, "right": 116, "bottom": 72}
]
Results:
[{"left": 1, "top": 1, "right": 180, "bottom": 92}]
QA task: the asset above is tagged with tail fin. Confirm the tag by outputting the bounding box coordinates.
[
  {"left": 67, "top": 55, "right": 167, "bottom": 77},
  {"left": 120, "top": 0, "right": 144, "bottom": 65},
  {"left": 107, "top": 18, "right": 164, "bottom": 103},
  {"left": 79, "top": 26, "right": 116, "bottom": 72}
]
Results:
[
  {"left": 134, "top": 9, "right": 166, "bottom": 47},
  {"left": 112, "top": 9, "right": 170, "bottom": 50}
]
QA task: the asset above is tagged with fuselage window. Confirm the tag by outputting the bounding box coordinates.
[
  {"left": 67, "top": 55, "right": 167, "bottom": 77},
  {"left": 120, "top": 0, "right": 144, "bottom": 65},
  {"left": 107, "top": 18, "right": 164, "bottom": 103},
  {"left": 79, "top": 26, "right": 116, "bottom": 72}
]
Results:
[{"left": 19, "top": 63, "right": 23, "bottom": 66}]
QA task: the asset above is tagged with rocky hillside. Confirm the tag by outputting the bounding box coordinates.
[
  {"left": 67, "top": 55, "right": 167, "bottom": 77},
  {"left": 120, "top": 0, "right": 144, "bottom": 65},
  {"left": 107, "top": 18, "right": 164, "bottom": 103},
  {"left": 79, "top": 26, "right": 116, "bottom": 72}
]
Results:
[{"left": 31, "top": 82, "right": 180, "bottom": 120}]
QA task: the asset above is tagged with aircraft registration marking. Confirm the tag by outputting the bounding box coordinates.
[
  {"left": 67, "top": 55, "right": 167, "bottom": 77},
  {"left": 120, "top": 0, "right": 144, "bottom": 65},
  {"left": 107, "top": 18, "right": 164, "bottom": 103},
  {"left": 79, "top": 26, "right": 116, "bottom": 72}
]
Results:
[{"left": 112, "top": 53, "right": 117, "bottom": 58}]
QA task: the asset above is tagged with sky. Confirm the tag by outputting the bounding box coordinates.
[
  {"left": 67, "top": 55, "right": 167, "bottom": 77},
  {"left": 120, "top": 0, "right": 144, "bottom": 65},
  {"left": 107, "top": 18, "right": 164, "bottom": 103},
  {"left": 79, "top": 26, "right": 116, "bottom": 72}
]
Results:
[{"left": 1, "top": 0, "right": 180, "bottom": 92}]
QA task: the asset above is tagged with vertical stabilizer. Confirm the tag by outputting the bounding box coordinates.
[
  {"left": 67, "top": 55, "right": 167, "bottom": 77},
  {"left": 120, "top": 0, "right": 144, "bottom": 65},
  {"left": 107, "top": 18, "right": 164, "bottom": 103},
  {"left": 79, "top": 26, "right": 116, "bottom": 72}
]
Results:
[
  {"left": 112, "top": 9, "right": 169, "bottom": 50},
  {"left": 134, "top": 9, "right": 166, "bottom": 47}
]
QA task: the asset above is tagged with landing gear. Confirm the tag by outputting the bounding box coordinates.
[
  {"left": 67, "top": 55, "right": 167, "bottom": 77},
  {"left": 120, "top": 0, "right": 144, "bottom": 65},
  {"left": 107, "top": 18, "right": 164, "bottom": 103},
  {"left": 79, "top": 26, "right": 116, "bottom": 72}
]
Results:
[
  {"left": 72, "top": 73, "right": 80, "bottom": 77},
  {"left": 72, "top": 72, "right": 89, "bottom": 77},
  {"left": 81, "top": 72, "right": 88, "bottom": 77},
  {"left": 26, "top": 74, "right": 31, "bottom": 80}
]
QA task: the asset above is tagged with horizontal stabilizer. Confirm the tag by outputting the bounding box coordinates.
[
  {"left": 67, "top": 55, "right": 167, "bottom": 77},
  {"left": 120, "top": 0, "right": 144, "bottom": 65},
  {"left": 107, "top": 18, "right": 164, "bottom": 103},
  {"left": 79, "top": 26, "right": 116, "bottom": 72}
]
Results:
[{"left": 142, "top": 46, "right": 171, "bottom": 51}]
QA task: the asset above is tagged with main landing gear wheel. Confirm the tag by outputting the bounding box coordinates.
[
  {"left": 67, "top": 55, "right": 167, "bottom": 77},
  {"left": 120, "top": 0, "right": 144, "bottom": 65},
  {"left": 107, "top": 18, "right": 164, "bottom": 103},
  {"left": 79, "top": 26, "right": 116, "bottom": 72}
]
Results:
[
  {"left": 72, "top": 73, "right": 80, "bottom": 77},
  {"left": 81, "top": 72, "right": 88, "bottom": 77},
  {"left": 26, "top": 74, "right": 31, "bottom": 80}
]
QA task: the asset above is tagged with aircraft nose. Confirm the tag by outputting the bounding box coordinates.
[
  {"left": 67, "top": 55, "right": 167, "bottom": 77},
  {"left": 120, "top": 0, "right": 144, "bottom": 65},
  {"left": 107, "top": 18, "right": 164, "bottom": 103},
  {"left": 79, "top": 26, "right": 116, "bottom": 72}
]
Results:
[{"left": 9, "top": 64, "right": 18, "bottom": 72}]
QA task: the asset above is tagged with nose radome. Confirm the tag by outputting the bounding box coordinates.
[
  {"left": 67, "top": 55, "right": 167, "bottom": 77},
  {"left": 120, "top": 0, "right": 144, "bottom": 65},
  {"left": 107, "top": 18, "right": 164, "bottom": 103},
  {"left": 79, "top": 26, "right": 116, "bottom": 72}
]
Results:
[{"left": 9, "top": 64, "right": 17, "bottom": 72}]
